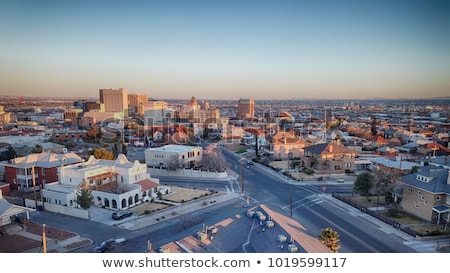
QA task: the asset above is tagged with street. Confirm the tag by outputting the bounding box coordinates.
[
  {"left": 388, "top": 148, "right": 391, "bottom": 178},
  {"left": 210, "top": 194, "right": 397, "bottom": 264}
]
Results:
[{"left": 28, "top": 146, "right": 422, "bottom": 253}]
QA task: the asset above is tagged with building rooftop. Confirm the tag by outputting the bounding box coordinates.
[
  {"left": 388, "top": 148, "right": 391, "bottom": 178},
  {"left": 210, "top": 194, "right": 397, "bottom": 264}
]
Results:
[
  {"left": 401, "top": 165, "right": 450, "bottom": 194},
  {"left": 6, "top": 152, "right": 83, "bottom": 168},
  {"left": 147, "top": 144, "right": 200, "bottom": 153}
]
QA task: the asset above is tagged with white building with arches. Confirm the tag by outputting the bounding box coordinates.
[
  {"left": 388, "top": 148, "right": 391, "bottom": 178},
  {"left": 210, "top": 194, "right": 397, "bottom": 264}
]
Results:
[{"left": 42, "top": 154, "right": 168, "bottom": 211}]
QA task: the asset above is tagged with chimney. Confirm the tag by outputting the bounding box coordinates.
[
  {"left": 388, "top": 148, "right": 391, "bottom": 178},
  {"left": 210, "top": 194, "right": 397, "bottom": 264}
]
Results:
[{"left": 329, "top": 144, "right": 333, "bottom": 153}]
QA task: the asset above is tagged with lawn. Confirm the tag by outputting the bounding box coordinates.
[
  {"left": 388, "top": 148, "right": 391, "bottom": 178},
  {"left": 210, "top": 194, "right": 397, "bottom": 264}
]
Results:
[
  {"left": 379, "top": 210, "right": 428, "bottom": 225},
  {"left": 350, "top": 195, "right": 450, "bottom": 235},
  {"left": 131, "top": 202, "right": 171, "bottom": 216},
  {"left": 351, "top": 195, "right": 386, "bottom": 207},
  {"left": 130, "top": 186, "right": 213, "bottom": 216},
  {"left": 163, "top": 186, "right": 212, "bottom": 203}
]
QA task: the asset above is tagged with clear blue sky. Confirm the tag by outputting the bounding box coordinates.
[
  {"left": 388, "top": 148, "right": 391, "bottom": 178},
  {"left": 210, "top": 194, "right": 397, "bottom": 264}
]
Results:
[{"left": 1, "top": 0, "right": 449, "bottom": 100}]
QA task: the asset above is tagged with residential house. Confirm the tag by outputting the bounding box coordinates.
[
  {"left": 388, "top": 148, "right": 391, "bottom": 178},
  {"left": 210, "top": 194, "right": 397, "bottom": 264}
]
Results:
[
  {"left": 417, "top": 143, "right": 450, "bottom": 157},
  {"left": 1, "top": 152, "right": 83, "bottom": 193},
  {"left": 400, "top": 165, "right": 450, "bottom": 224},
  {"left": 300, "top": 141, "right": 358, "bottom": 174},
  {"left": 0, "top": 190, "right": 34, "bottom": 226},
  {"left": 360, "top": 155, "right": 419, "bottom": 175},
  {"left": 426, "top": 155, "right": 450, "bottom": 169},
  {"left": 379, "top": 146, "right": 399, "bottom": 157},
  {"left": 266, "top": 131, "right": 305, "bottom": 160}
]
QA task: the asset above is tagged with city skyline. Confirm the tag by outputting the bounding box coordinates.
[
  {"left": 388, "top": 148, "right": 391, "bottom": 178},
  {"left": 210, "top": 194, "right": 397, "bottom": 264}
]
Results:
[{"left": 1, "top": 0, "right": 449, "bottom": 100}]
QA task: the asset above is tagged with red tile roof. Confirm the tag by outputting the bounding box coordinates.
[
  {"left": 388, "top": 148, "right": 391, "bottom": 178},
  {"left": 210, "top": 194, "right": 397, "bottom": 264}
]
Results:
[{"left": 135, "top": 179, "right": 159, "bottom": 190}]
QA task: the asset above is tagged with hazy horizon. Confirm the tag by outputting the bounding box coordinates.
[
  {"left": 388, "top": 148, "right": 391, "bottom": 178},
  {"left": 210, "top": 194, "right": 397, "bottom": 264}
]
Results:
[{"left": 1, "top": 0, "right": 449, "bottom": 100}]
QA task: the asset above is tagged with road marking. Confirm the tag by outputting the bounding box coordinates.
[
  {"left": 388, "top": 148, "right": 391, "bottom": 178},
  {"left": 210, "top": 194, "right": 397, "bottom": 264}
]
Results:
[
  {"left": 281, "top": 194, "right": 324, "bottom": 210},
  {"left": 281, "top": 194, "right": 322, "bottom": 210}
]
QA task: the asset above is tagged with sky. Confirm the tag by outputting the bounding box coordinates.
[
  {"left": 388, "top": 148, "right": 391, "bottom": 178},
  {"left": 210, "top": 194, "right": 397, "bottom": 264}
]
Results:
[{"left": 0, "top": 0, "right": 449, "bottom": 100}]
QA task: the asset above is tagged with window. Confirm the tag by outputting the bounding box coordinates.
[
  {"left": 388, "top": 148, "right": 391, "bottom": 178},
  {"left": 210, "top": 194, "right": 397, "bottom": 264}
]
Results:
[
  {"left": 415, "top": 203, "right": 419, "bottom": 209},
  {"left": 417, "top": 190, "right": 421, "bottom": 196},
  {"left": 408, "top": 187, "right": 412, "bottom": 193},
  {"left": 420, "top": 195, "right": 424, "bottom": 200},
  {"left": 436, "top": 196, "right": 441, "bottom": 201}
]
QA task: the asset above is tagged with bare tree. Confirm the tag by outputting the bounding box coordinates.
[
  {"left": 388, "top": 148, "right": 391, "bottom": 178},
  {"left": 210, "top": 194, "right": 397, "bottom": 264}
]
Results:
[
  {"left": 166, "top": 154, "right": 183, "bottom": 171},
  {"left": 372, "top": 170, "right": 397, "bottom": 204},
  {"left": 201, "top": 145, "right": 229, "bottom": 172}
]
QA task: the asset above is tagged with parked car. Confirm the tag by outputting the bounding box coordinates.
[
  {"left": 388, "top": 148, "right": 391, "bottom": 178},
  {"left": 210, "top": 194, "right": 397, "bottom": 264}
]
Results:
[
  {"left": 112, "top": 210, "right": 133, "bottom": 220},
  {"left": 247, "top": 161, "right": 254, "bottom": 165}
]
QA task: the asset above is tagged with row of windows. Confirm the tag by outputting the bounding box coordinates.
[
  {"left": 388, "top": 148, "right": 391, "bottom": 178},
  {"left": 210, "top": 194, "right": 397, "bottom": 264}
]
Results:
[
  {"left": 416, "top": 175, "right": 431, "bottom": 182},
  {"left": 153, "top": 151, "right": 200, "bottom": 159},
  {"left": 408, "top": 187, "right": 442, "bottom": 201}
]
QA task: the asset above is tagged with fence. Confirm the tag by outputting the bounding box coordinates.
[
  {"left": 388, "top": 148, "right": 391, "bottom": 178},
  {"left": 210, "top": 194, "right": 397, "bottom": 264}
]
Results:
[{"left": 332, "top": 192, "right": 420, "bottom": 237}]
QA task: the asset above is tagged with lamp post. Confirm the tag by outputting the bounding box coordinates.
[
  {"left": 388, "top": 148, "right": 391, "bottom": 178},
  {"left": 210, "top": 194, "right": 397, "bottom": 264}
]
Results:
[
  {"left": 42, "top": 224, "right": 47, "bottom": 253},
  {"left": 290, "top": 188, "right": 293, "bottom": 217}
]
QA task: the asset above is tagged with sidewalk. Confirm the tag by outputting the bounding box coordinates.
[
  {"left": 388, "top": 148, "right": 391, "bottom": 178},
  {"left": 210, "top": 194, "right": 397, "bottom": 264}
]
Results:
[
  {"left": 22, "top": 232, "right": 92, "bottom": 253},
  {"left": 0, "top": 222, "right": 92, "bottom": 253},
  {"left": 321, "top": 194, "right": 450, "bottom": 253},
  {"left": 118, "top": 191, "right": 240, "bottom": 230}
]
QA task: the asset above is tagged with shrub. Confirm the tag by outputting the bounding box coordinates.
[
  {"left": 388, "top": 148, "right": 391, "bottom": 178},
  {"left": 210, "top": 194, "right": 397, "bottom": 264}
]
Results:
[
  {"left": 302, "top": 168, "right": 315, "bottom": 175},
  {"left": 386, "top": 208, "right": 400, "bottom": 218}
]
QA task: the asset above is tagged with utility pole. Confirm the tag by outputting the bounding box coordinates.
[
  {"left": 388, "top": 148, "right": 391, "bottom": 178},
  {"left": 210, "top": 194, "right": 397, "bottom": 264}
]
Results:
[
  {"left": 290, "top": 188, "right": 293, "bottom": 217},
  {"left": 240, "top": 161, "right": 244, "bottom": 194}
]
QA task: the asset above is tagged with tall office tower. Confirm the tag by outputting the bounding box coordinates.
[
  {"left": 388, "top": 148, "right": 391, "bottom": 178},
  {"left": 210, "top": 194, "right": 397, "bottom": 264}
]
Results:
[
  {"left": 128, "top": 93, "right": 149, "bottom": 115},
  {"left": 143, "top": 100, "right": 168, "bottom": 125},
  {"left": 99, "top": 88, "right": 129, "bottom": 114},
  {"left": 237, "top": 98, "right": 255, "bottom": 120}
]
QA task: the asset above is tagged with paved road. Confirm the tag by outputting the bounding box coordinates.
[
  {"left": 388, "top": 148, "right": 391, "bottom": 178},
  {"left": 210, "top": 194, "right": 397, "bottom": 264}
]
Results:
[{"left": 25, "top": 145, "right": 446, "bottom": 253}]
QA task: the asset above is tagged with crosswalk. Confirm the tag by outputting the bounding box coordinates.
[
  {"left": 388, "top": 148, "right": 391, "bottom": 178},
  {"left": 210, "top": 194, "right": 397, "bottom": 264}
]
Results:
[
  {"left": 281, "top": 194, "right": 324, "bottom": 211},
  {"left": 226, "top": 178, "right": 240, "bottom": 193}
]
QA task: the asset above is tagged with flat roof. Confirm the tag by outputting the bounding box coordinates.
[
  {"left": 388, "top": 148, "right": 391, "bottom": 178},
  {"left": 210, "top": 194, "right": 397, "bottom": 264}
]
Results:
[
  {"left": 147, "top": 145, "right": 200, "bottom": 153},
  {"left": 360, "top": 156, "right": 419, "bottom": 170}
]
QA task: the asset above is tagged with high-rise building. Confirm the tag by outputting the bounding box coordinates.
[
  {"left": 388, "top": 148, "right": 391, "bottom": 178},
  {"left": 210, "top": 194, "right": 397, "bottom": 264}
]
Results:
[
  {"left": 143, "top": 100, "right": 168, "bottom": 125},
  {"left": 237, "top": 98, "right": 254, "bottom": 120},
  {"left": 99, "top": 88, "right": 129, "bottom": 115},
  {"left": 128, "top": 93, "right": 148, "bottom": 115}
]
